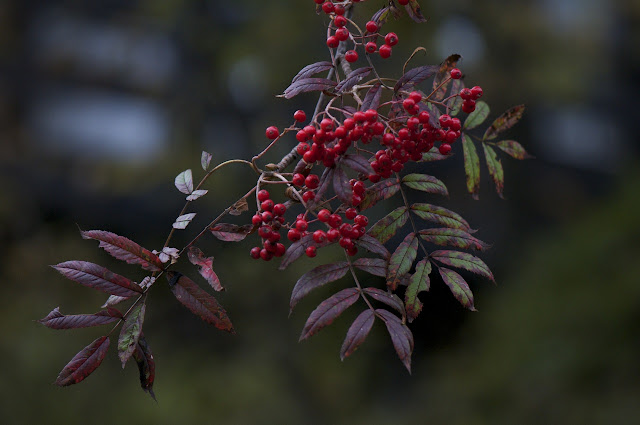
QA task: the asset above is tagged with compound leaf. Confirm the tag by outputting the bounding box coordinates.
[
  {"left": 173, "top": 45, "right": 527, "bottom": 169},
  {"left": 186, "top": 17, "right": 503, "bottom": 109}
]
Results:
[
  {"left": 419, "top": 228, "right": 489, "bottom": 251},
  {"left": 360, "top": 179, "right": 400, "bottom": 210},
  {"left": 299, "top": 288, "right": 360, "bottom": 341},
  {"left": 52, "top": 261, "right": 142, "bottom": 297},
  {"left": 439, "top": 267, "right": 476, "bottom": 311},
  {"left": 290, "top": 262, "right": 349, "bottom": 312},
  {"left": 80, "top": 230, "right": 164, "bottom": 272},
  {"left": 411, "top": 203, "right": 472, "bottom": 232},
  {"left": 55, "top": 336, "right": 110, "bottom": 386},
  {"left": 340, "top": 309, "right": 375, "bottom": 360},
  {"left": 430, "top": 250, "right": 495, "bottom": 282}
]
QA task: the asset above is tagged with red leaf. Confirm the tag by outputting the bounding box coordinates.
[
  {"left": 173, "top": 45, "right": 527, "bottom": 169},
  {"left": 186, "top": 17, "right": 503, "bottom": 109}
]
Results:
[
  {"left": 419, "top": 228, "right": 489, "bottom": 251},
  {"left": 187, "top": 246, "right": 223, "bottom": 291},
  {"left": 359, "top": 179, "right": 401, "bottom": 210},
  {"left": 387, "top": 232, "right": 419, "bottom": 290},
  {"left": 363, "top": 287, "right": 405, "bottom": 316},
  {"left": 284, "top": 77, "right": 337, "bottom": 99},
  {"left": 332, "top": 166, "right": 353, "bottom": 205},
  {"left": 118, "top": 299, "right": 146, "bottom": 368},
  {"left": 209, "top": 223, "right": 253, "bottom": 242},
  {"left": 353, "top": 257, "right": 387, "bottom": 277},
  {"left": 81, "top": 230, "right": 163, "bottom": 272},
  {"left": 340, "top": 309, "right": 375, "bottom": 360},
  {"left": 167, "top": 272, "right": 234, "bottom": 333},
  {"left": 341, "top": 154, "right": 374, "bottom": 176},
  {"left": 336, "top": 67, "right": 372, "bottom": 94},
  {"left": 354, "top": 234, "right": 391, "bottom": 259},
  {"left": 52, "top": 261, "right": 142, "bottom": 297},
  {"left": 55, "top": 336, "right": 110, "bottom": 386},
  {"left": 360, "top": 83, "right": 382, "bottom": 112},
  {"left": 483, "top": 104, "right": 525, "bottom": 141},
  {"left": 376, "top": 309, "right": 414, "bottom": 373},
  {"left": 292, "top": 61, "right": 334, "bottom": 83},
  {"left": 394, "top": 65, "right": 439, "bottom": 92},
  {"left": 290, "top": 262, "right": 349, "bottom": 312},
  {"left": 430, "top": 250, "right": 495, "bottom": 282},
  {"left": 132, "top": 334, "right": 156, "bottom": 400},
  {"left": 299, "top": 288, "right": 360, "bottom": 341},
  {"left": 38, "top": 307, "right": 121, "bottom": 330},
  {"left": 439, "top": 267, "right": 476, "bottom": 311}
]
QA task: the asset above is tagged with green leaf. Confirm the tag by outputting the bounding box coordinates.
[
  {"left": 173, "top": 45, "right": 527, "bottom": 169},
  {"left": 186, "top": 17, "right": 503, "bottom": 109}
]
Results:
[
  {"left": 430, "top": 250, "right": 495, "bottom": 282},
  {"left": 402, "top": 174, "right": 448, "bottom": 196},
  {"left": 359, "top": 179, "right": 400, "bottom": 210},
  {"left": 411, "top": 203, "right": 472, "bottom": 232},
  {"left": 118, "top": 298, "right": 146, "bottom": 368},
  {"left": 463, "top": 101, "right": 490, "bottom": 130},
  {"left": 420, "top": 149, "right": 450, "bottom": 162},
  {"left": 405, "top": 258, "right": 431, "bottom": 322},
  {"left": 495, "top": 140, "right": 534, "bottom": 160},
  {"left": 483, "top": 143, "right": 505, "bottom": 198},
  {"left": 462, "top": 134, "right": 480, "bottom": 200},
  {"left": 439, "top": 267, "right": 476, "bottom": 311},
  {"left": 368, "top": 206, "right": 409, "bottom": 244},
  {"left": 483, "top": 104, "right": 525, "bottom": 141},
  {"left": 290, "top": 262, "right": 349, "bottom": 312},
  {"left": 447, "top": 78, "right": 464, "bottom": 116},
  {"left": 387, "top": 232, "right": 418, "bottom": 290},
  {"left": 419, "top": 228, "right": 489, "bottom": 251}
]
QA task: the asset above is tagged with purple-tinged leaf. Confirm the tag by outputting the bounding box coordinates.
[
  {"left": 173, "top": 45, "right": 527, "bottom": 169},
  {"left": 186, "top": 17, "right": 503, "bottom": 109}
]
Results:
[
  {"left": 279, "top": 234, "right": 325, "bottom": 270},
  {"left": 132, "top": 334, "right": 156, "bottom": 400},
  {"left": 332, "top": 166, "right": 353, "bottom": 205},
  {"left": 53, "top": 261, "right": 142, "bottom": 297},
  {"left": 299, "top": 288, "right": 360, "bottom": 341},
  {"left": 371, "top": 5, "right": 393, "bottom": 30},
  {"left": 431, "top": 54, "right": 461, "bottom": 101},
  {"left": 290, "top": 262, "right": 349, "bottom": 312},
  {"left": 174, "top": 169, "right": 194, "bottom": 194},
  {"left": 201, "top": 151, "right": 212, "bottom": 171},
  {"left": 439, "top": 267, "right": 476, "bottom": 311},
  {"left": 353, "top": 257, "right": 388, "bottom": 277},
  {"left": 411, "top": 203, "right": 473, "bottom": 232},
  {"left": 462, "top": 134, "right": 481, "bottom": 200},
  {"left": 38, "top": 307, "right": 122, "bottom": 330},
  {"left": 419, "top": 228, "right": 489, "bottom": 251},
  {"left": 387, "top": 232, "right": 418, "bottom": 290},
  {"left": 102, "top": 277, "right": 154, "bottom": 308},
  {"left": 187, "top": 246, "right": 223, "bottom": 291},
  {"left": 209, "top": 223, "right": 253, "bottom": 243},
  {"left": 430, "top": 250, "right": 495, "bottom": 282},
  {"left": 336, "top": 67, "right": 372, "bottom": 94},
  {"left": 284, "top": 78, "right": 337, "bottom": 99},
  {"left": 55, "top": 336, "right": 110, "bottom": 386},
  {"left": 360, "top": 83, "right": 382, "bottom": 111},
  {"left": 340, "top": 309, "right": 375, "bottom": 360},
  {"left": 376, "top": 309, "right": 413, "bottom": 373},
  {"left": 394, "top": 65, "right": 439, "bottom": 92},
  {"left": 355, "top": 234, "right": 391, "bottom": 259},
  {"left": 81, "top": 230, "right": 164, "bottom": 272},
  {"left": 173, "top": 213, "right": 196, "bottom": 230},
  {"left": 186, "top": 189, "right": 208, "bottom": 201},
  {"left": 463, "top": 101, "right": 490, "bottom": 130},
  {"left": 118, "top": 298, "right": 146, "bottom": 368},
  {"left": 483, "top": 104, "right": 525, "bottom": 141},
  {"left": 495, "top": 140, "right": 533, "bottom": 160},
  {"left": 420, "top": 148, "right": 449, "bottom": 162},
  {"left": 229, "top": 198, "right": 249, "bottom": 216},
  {"left": 292, "top": 61, "right": 334, "bottom": 83},
  {"left": 368, "top": 206, "right": 409, "bottom": 244},
  {"left": 422, "top": 101, "right": 442, "bottom": 127},
  {"left": 401, "top": 174, "right": 448, "bottom": 196},
  {"left": 167, "top": 271, "right": 234, "bottom": 333},
  {"left": 483, "top": 143, "right": 505, "bottom": 198},
  {"left": 447, "top": 78, "right": 464, "bottom": 116},
  {"left": 360, "top": 179, "right": 400, "bottom": 210},
  {"left": 341, "top": 154, "right": 374, "bottom": 176},
  {"left": 404, "top": 0, "right": 428, "bottom": 23},
  {"left": 363, "top": 287, "right": 405, "bottom": 316},
  {"left": 405, "top": 258, "right": 431, "bottom": 322}
]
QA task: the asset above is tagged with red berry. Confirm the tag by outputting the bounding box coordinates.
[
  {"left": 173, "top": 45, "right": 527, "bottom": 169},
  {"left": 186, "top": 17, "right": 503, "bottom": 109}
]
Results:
[
  {"left": 365, "top": 21, "right": 378, "bottom": 33},
  {"left": 305, "top": 174, "right": 320, "bottom": 189},
  {"left": 439, "top": 143, "right": 452, "bottom": 155},
  {"left": 398, "top": 0, "right": 410, "bottom": 5},
  {"left": 295, "top": 219, "right": 308, "bottom": 231},
  {"left": 326, "top": 36, "right": 339, "bottom": 48},
  {"left": 403, "top": 98, "right": 416, "bottom": 112},
  {"left": 384, "top": 32, "right": 398, "bottom": 47},
  {"left": 252, "top": 214, "right": 262, "bottom": 226},
  {"left": 354, "top": 214, "right": 368, "bottom": 227},
  {"left": 328, "top": 214, "right": 342, "bottom": 228},
  {"left": 296, "top": 143, "right": 310, "bottom": 156},
  {"left": 334, "top": 4, "right": 345, "bottom": 15},
  {"left": 470, "top": 86, "right": 483, "bottom": 99},
  {"left": 318, "top": 209, "right": 331, "bottom": 222},
  {"left": 353, "top": 111, "right": 366, "bottom": 122},
  {"left": 305, "top": 246, "right": 317, "bottom": 258},
  {"left": 364, "top": 109, "right": 378, "bottom": 122},
  {"left": 334, "top": 15, "right": 347, "bottom": 28},
  {"left": 462, "top": 99, "right": 476, "bottom": 113},
  {"left": 450, "top": 68, "right": 462, "bottom": 79},
  {"left": 335, "top": 27, "right": 349, "bottom": 42},
  {"left": 379, "top": 44, "right": 392, "bottom": 58},
  {"left": 445, "top": 130, "right": 458, "bottom": 144},
  {"left": 313, "top": 230, "right": 327, "bottom": 244},
  {"left": 351, "top": 194, "right": 362, "bottom": 206},
  {"left": 345, "top": 208, "right": 358, "bottom": 220},
  {"left": 260, "top": 249, "right": 273, "bottom": 261},
  {"left": 250, "top": 247, "right": 261, "bottom": 259},
  {"left": 417, "top": 111, "right": 430, "bottom": 124},
  {"left": 450, "top": 118, "right": 461, "bottom": 132},
  {"left": 273, "top": 203, "right": 286, "bottom": 216},
  {"left": 293, "top": 110, "right": 306, "bottom": 122},
  {"left": 327, "top": 228, "right": 340, "bottom": 242},
  {"left": 460, "top": 88, "right": 473, "bottom": 100},
  {"left": 265, "top": 126, "right": 279, "bottom": 140},
  {"left": 314, "top": 0, "right": 324, "bottom": 3},
  {"left": 339, "top": 237, "right": 354, "bottom": 249},
  {"left": 292, "top": 173, "right": 305, "bottom": 186},
  {"left": 261, "top": 211, "right": 273, "bottom": 223},
  {"left": 274, "top": 243, "right": 286, "bottom": 257},
  {"left": 288, "top": 228, "right": 301, "bottom": 242},
  {"left": 409, "top": 91, "right": 422, "bottom": 103},
  {"left": 439, "top": 114, "right": 452, "bottom": 128},
  {"left": 322, "top": 1, "right": 334, "bottom": 14},
  {"left": 352, "top": 180, "right": 365, "bottom": 195},
  {"left": 303, "top": 151, "right": 316, "bottom": 163},
  {"left": 258, "top": 226, "right": 271, "bottom": 239},
  {"left": 346, "top": 245, "right": 358, "bottom": 256},
  {"left": 261, "top": 199, "right": 274, "bottom": 211},
  {"left": 302, "top": 191, "right": 315, "bottom": 203},
  {"left": 257, "top": 189, "right": 270, "bottom": 202}
]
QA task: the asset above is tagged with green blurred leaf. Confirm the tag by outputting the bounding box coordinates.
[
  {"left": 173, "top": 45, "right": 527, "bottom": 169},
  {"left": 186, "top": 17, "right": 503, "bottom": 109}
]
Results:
[
  {"left": 495, "top": 140, "right": 534, "bottom": 160},
  {"left": 439, "top": 267, "right": 476, "bottom": 311},
  {"left": 483, "top": 104, "right": 525, "bottom": 140},
  {"left": 405, "top": 258, "right": 431, "bottom": 322},
  {"left": 419, "top": 228, "right": 489, "bottom": 251},
  {"left": 463, "top": 101, "right": 490, "bottom": 130},
  {"left": 483, "top": 143, "right": 505, "bottom": 198},
  {"left": 402, "top": 174, "right": 448, "bottom": 196},
  {"left": 462, "top": 134, "right": 480, "bottom": 200},
  {"left": 387, "top": 232, "right": 418, "bottom": 290},
  {"left": 410, "top": 203, "right": 473, "bottom": 232},
  {"left": 430, "top": 250, "right": 495, "bottom": 282}
]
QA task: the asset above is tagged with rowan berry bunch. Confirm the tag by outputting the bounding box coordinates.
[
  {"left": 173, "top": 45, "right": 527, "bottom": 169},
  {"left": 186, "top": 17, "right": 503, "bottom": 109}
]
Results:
[{"left": 41, "top": 0, "right": 531, "bottom": 398}]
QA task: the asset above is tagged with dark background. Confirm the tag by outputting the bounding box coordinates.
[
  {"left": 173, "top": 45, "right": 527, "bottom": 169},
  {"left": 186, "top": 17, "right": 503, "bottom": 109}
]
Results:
[{"left": 1, "top": 1, "right": 639, "bottom": 423}]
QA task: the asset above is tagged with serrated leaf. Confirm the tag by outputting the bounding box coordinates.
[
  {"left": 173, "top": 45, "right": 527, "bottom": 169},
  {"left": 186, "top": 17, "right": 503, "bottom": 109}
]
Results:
[
  {"left": 173, "top": 213, "right": 196, "bottom": 229},
  {"left": 279, "top": 234, "right": 325, "bottom": 270},
  {"left": 483, "top": 143, "right": 504, "bottom": 198},
  {"left": 401, "top": 174, "right": 448, "bottom": 196},
  {"left": 394, "top": 65, "right": 439, "bottom": 92},
  {"left": 430, "top": 250, "right": 495, "bottom": 282},
  {"left": 368, "top": 206, "right": 409, "bottom": 244},
  {"left": 405, "top": 259, "right": 431, "bottom": 322},
  {"left": 299, "top": 288, "right": 360, "bottom": 341},
  {"left": 336, "top": 67, "right": 372, "bottom": 94},
  {"left": 419, "top": 228, "right": 489, "bottom": 251},
  {"left": 359, "top": 179, "right": 400, "bottom": 210},
  {"left": 496, "top": 140, "right": 533, "bottom": 160},
  {"left": 387, "top": 232, "right": 418, "bottom": 290},
  {"left": 167, "top": 271, "right": 234, "bottom": 333},
  {"left": 132, "top": 334, "right": 156, "bottom": 400},
  {"left": 463, "top": 101, "right": 490, "bottom": 130},
  {"left": 363, "top": 287, "right": 405, "bottom": 316},
  {"left": 38, "top": 307, "right": 121, "bottom": 330},
  {"left": 340, "top": 309, "right": 375, "bottom": 360},
  {"left": 420, "top": 149, "right": 449, "bottom": 162},
  {"left": 431, "top": 54, "right": 461, "bottom": 101},
  {"left": 55, "top": 336, "right": 110, "bottom": 386},
  {"left": 174, "top": 169, "right": 193, "bottom": 195},
  {"left": 52, "top": 261, "right": 143, "bottom": 297},
  {"left": 290, "top": 262, "right": 349, "bottom": 312},
  {"left": 376, "top": 309, "right": 413, "bottom": 373},
  {"left": 332, "top": 166, "right": 353, "bottom": 205},
  {"left": 439, "top": 267, "right": 476, "bottom": 311},
  {"left": 447, "top": 78, "right": 464, "bottom": 115},
  {"left": 353, "top": 257, "right": 388, "bottom": 277},
  {"left": 209, "top": 223, "right": 253, "bottom": 242},
  {"left": 483, "top": 104, "right": 525, "bottom": 140},
  {"left": 284, "top": 78, "right": 337, "bottom": 99},
  {"left": 355, "top": 234, "right": 391, "bottom": 259},
  {"left": 187, "top": 246, "right": 223, "bottom": 291},
  {"left": 201, "top": 151, "right": 212, "bottom": 171},
  {"left": 404, "top": 0, "right": 428, "bottom": 23},
  {"left": 118, "top": 299, "right": 146, "bottom": 368},
  {"left": 81, "top": 230, "right": 164, "bottom": 272},
  {"left": 292, "top": 61, "right": 334, "bottom": 83},
  {"left": 360, "top": 83, "right": 382, "bottom": 111},
  {"left": 341, "top": 154, "right": 374, "bottom": 176},
  {"left": 186, "top": 189, "right": 208, "bottom": 201},
  {"left": 411, "top": 203, "right": 472, "bottom": 232},
  {"left": 462, "top": 134, "right": 480, "bottom": 200}
]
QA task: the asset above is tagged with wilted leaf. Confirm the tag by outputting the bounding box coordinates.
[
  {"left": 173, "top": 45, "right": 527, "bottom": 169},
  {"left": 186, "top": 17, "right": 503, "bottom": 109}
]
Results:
[
  {"left": 341, "top": 154, "right": 374, "bottom": 176},
  {"left": 394, "top": 65, "right": 439, "bottom": 92},
  {"left": 404, "top": 0, "right": 428, "bottom": 23},
  {"left": 360, "top": 83, "right": 382, "bottom": 111},
  {"left": 187, "top": 246, "right": 223, "bottom": 291},
  {"left": 201, "top": 151, "right": 212, "bottom": 171},
  {"left": 483, "top": 143, "right": 504, "bottom": 198},
  {"left": 462, "top": 134, "right": 480, "bottom": 200},
  {"left": 355, "top": 234, "right": 391, "bottom": 259},
  {"left": 132, "top": 334, "right": 156, "bottom": 400},
  {"left": 52, "top": 261, "right": 142, "bottom": 297},
  {"left": 284, "top": 78, "right": 337, "bottom": 99},
  {"left": 229, "top": 198, "right": 249, "bottom": 216},
  {"left": 405, "top": 258, "right": 431, "bottom": 322},
  {"left": 102, "top": 277, "right": 153, "bottom": 308},
  {"left": 118, "top": 299, "right": 146, "bottom": 368},
  {"left": 336, "top": 67, "right": 372, "bottom": 94},
  {"left": 38, "top": 307, "right": 121, "bottom": 330},
  {"left": 372, "top": 5, "right": 393, "bottom": 29},
  {"left": 209, "top": 223, "right": 253, "bottom": 242},
  {"left": 420, "top": 149, "right": 449, "bottom": 162},
  {"left": 167, "top": 271, "right": 234, "bottom": 333},
  {"left": 55, "top": 336, "right": 110, "bottom": 386},
  {"left": 463, "top": 101, "right": 490, "bottom": 130},
  {"left": 431, "top": 54, "right": 461, "bottom": 101},
  {"left": 447, "top": 78, "right": 464, "bottom": 115},
  {"left": 387, "top": 232, "right": 418, "bottom": 290},
  {"left": 353, "top": 257, "right": 388, "bottom": 277},
  {"left": 174, "top": 169, "right": 194, "bottom": 195},
  {"left": 290, "top": 262, "right": 349, "bottom": 312},
  {"left": 419, "top": 228, "right": 488, "bottom": 251},
  {"left": 186, "top": 189, "right": 208, "bottom": 201},
  {"left": 439, "top": 267, "right": 476, "bottom": 311},
  {"left": 363, "top": 287, "right": 405, "bottom": 316},
  {"left": 496, "top": 140, "right": 533, "bottom": 160},
  {"left": 332, "top": 166, "right": 353, "bottom": 205},
  {"left": 340, "top": 309, "right": 375, "bottom": 360},
  {"left": 360, "top": 179, "right": 400, "bottom": 210},
  {"left": 483, "top": 104, "right": 525, "bottom": 140},
  {"left": 173, "top": 213, "right": 196, "bottom": 230},
  {"left": 376, "top": 309, "right": 413, "bottom": 373},
  {"left": 368, "top": 206, "right": 409, "bottom": 244},
  {"left": 401, "top": 174, "right": 448, "bottom": 196},
  {"left": 299, "top": 288, "right": 360, "bottom": 341},
  {"left": 411, "top": 203, "right": 472, "bottom": 232},
  {"left": 81, "top": 230, "right": 164, "bottom": 272},
  {"left": 292, "top": 61, "right": 334, "bottom": 83},
  {"left": 430, "top": 250, "right": 495, "bottom": 282}
]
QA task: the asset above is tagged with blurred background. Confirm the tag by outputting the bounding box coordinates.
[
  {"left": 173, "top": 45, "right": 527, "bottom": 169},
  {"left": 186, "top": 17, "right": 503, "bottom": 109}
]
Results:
[{"left": 1, "top": 0, "right": 639, "bottom": 423}]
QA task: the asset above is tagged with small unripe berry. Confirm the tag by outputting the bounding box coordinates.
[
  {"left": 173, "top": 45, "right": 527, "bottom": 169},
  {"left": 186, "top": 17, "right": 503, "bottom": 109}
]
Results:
[
  {"left": 293, "top": 110, "right": 306, "bottom": 122},
  {"left": 450, "top": 68, "right": 462, "bottom": 79},
  {"left": 379, "top": 44, "right": 392, "bottom": 58},
  {"left": 384, "top": 32, "right": 398, "bottom": 47}
]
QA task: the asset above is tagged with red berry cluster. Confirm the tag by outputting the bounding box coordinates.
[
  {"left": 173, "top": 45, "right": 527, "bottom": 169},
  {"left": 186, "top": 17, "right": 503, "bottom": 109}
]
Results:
[
  {"left": 250, "top": 189, "right": 288, "bottom": 261},
  {"left": 459, "top": 85, "right": 483, "bottom": 114}
]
